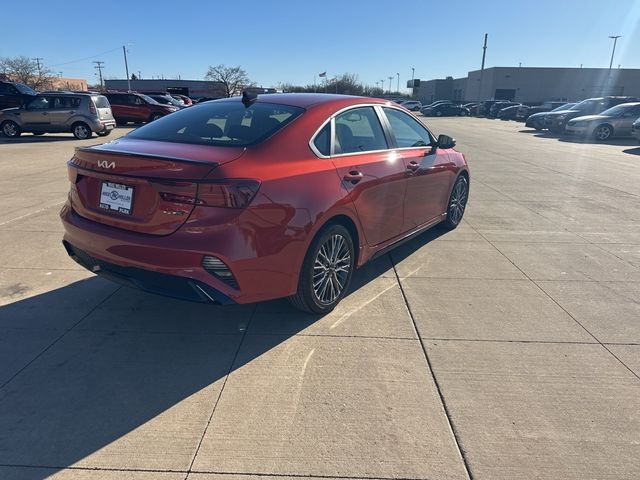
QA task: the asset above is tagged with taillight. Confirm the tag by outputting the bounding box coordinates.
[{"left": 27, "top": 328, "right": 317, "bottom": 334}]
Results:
[
  {"left": 89, "top": 101, "right": 97, "bottom": 115},
  {"left": 158, "top": 180, "right": 260, "bottom": 209},
  {"left": 197, "top": 180, "right": 260, "bottom": 208}
]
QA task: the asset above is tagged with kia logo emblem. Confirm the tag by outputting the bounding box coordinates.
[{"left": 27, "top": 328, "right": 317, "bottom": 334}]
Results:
[{"left": 98, "top": 160, "right": 115, "bottom": 169}]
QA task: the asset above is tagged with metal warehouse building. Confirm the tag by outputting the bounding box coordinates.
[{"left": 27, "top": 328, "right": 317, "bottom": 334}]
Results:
[{"left": 413, "top": 67, "right": 640, "bottom": 104}]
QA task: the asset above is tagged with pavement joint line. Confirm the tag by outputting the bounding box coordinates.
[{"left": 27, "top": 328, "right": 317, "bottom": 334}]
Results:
[
  {"left": 185, "top": 303, "right": 258, "bottom": 479},
  {"left": 0, "top": 200, "right": 65, "bottom": 227},
  {"left": 423, "top": 338, "right": 601, "bottom": 345},
  {"left": 0, "top": 464, "right": 437, "bottom": 480},
  {"left": 0, "top": 285, "right": 122, "bottom": 392},
  {"left": 464, "top": 222, "right": 640, "bottom": 382},
  {"left": 390, "top": 254, "right": 474, "bottom": 480}
]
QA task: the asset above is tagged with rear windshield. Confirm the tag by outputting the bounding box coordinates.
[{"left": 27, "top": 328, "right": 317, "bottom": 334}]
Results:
[
  {"left": 127, "top": 100, "right": 304, "bottom": 147},
  {"left": 92, "top": 95, "right": 110, "bottom": 108}
]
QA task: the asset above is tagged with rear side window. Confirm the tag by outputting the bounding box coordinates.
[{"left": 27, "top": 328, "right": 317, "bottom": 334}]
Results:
[
  {"left": 127, "top": 100, "right": 304, "bottom": 147},
  {"left": 106, "top": 94, "right": 125, "bottom": 105},
  {"left": 51, "top": 97, "right": 81, "bottom": 109},
  {"left": 334, "top": 106, "right": 387, "bottom": 154},
  {"left": 383, "top": 107, "right": 432, "bottom": 148},
  {"left": 313, "top": 123, "right": 331, "bottom": 156},
  {"left": 93, "top": 95, "right": 110, "bottom": 108}
]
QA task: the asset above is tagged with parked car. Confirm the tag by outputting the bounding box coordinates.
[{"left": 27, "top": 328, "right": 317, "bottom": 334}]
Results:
[
  {"left": 0, "top": 80, "right": 38, "bottom": 110},
  {"left": 565, "top": 102, "right": 640, "bottom": 141},
  {"left": 171, "top": 94, "right": 193, "bottom": 106},
  {"left": 632, "top": 117, "right": 640, "bottom": 143},
  {"left": 419, "top": 100, "right": 453, "bottom": 115},
  {"left": 146, "top": 93, "right": 186, "bottom": 109},
  {"left": 544, "top": 96, "right": 639, "bottom": 133},
  {"left": 488, "top": 101, "right": 519, "bottom": 118},
  {"left": 497, "top": 104, "right": 523, "bottom": 120},
  {"left": 463, "top": 102, "right": 478, "bottom": 115},
  {"left": 401, "top": 100, "right": 422, "bottom": 111},
  {"left": 103, "top": 92, "right": 179, "bottom": 125},
  {"left": 478, "top": 100, "right": 507, "bottom": 116},
  {"left": 516, "top": 101, "right": 566, "bottom": 121},
  {"left": 525, "top": 103, "right": 576, "bottom": 130},
  {"left": 61, "top": 94, "right": 469, "bottom": 313},
  {"left": 423, "top": 103, "right": 469, "bottom": 117},
  {"left": 0, "top": 92, "right": 115, "bottom": 139}
]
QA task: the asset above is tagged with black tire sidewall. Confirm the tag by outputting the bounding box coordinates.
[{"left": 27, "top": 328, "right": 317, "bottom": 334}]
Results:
[
  {"left": 298, "top": 224, "right": 355, "bottom": 314},
  {"left": 444, "top": 175, "right": 468, "bottom": 229}
]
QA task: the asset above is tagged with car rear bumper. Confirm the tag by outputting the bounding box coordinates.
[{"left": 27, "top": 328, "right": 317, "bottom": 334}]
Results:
[{"left": 60, "top": 202, "right": 302, "bottom": 304}]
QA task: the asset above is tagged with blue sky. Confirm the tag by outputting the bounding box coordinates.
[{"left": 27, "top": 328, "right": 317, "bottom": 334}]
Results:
[{"left": 3, "top": 0, "right": 639, "bottom": 90}]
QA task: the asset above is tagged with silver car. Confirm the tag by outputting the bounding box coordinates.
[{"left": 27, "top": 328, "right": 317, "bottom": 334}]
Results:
[
  {"left": 565, "top": 102, "right": 640, "bottom": 141},
  {"left": 0, "top": 92, "right": 116, "bottom": 139}
]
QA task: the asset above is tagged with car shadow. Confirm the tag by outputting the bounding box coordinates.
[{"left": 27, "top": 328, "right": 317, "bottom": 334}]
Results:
[
  {"left": 557, "top": 136, "right": 637, "bottom": 146},
  {"left": 623, "top": 147, "right": 640, "bottom": 155},
  {"left": 0, "top": 223, "right": 449, "bottom": 478},
  {"left": 0, "top": 134, "right": 81, "bottom": 144}
]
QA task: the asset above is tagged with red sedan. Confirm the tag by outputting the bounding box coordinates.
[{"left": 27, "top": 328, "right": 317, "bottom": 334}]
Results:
[{"left": 61, "top": 93, "right": 469, "bottom": 313}]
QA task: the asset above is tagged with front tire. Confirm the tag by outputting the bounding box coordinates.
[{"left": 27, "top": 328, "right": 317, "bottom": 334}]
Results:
[
  {"left": 289, "top": 224, "right": 355, "bottom": 314},
  {"left": 443, "top": 175, "right": 469, "bottom": 230},
  {"left": 72, "top": 122, "right": 92, "bottom": 140},
  {"left": 593, "top": 124, "right": 613, "bottom": 141},
  {"left": 1, "top": 120, "right": 21, "bottom": 138}
]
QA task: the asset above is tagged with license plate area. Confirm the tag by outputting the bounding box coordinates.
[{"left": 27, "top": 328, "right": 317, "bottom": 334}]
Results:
[{"left": 99, "top": 181, "right": 134, "bottom": 215}]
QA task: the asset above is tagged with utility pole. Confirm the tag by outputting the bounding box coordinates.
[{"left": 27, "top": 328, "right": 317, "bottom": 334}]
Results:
[
  {"left": 396, "top": 73, "right": 400, "bottom": 93},
  {"left": 33, "top": 57, "right": 43, "bottom": 77},
  {"left": 478, "top": 33, "right": 488, "bottom": 101},
  {"left": 93, "top": 61, "right": 105, "bottom": 90},
  {"left": 123, "top": 45, "right": 131, "bottom": 92},
  {"left": 380, "top": 80, "right": 385, "bottom": 93},
  {"left": 138, "top": 70, "right": 142, "bottom": 80}
]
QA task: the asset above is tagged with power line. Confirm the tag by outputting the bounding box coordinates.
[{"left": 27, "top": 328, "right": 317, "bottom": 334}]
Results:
[{"left": 50, "top": 47, "right": 122, "bottom": 67}]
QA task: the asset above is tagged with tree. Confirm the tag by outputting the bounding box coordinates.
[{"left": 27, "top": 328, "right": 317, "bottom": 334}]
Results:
[
  {"left": 130, "top": 73, "right": 138, "bottom": 81},
  {"left": 204, "top": 64, "right": 252, "bottom": 97},
  {"left": 0, "top": 56, "right": 53, "bottom": 90}
]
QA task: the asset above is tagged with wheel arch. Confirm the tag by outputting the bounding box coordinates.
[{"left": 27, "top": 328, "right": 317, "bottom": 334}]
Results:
[{"left": 313, "top": 213, "right": 361, "bottom": 267}]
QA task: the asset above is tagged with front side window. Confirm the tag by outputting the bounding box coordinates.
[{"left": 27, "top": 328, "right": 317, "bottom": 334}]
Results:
[
  {"left": 26, "top": 96, "right": 51, "bottom": 110},
  {"left": 334, "top": 106, "right": 387, "bottom": 154},
  {"left": 127, "top": 100, "right": 304, "bottom": 147},
  {"left": 383, "top": 107, "right": 432, "bottom": 148}
]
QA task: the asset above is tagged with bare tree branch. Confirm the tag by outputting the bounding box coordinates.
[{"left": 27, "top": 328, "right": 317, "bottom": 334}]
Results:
[
  {"left": 0, "top": 56, "right": 54, "bottom": 90},
  {"left": 204, "top": 64, "right": 252, "bottom": 97}
]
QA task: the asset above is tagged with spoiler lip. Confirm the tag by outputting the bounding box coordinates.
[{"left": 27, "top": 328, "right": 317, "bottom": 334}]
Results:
[{"left": 74, "top": 146, "right": 220, "bottom": 167}]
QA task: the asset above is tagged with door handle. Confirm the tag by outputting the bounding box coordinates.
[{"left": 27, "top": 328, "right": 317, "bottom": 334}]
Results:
[
  {"left": 343, "top": 170, "right": 363, "bottom": 184},
  {"left": 406, "top": 161, "right": 420, "bottom": 172}
]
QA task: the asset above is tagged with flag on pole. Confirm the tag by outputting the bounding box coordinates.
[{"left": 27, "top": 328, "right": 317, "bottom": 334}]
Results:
[{"left": 318, "top": 71, "right": 326, "bottom": 77}]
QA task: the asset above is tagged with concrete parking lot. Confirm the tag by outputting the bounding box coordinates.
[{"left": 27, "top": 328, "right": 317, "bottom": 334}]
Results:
[{"left": 0, "top": 118, "right": 639, "bottom": 480}]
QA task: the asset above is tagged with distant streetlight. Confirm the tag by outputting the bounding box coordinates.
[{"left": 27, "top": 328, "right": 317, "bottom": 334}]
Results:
[
  {"left": 396, "top": 72, "right": 399, "bottom": 93},
  {"left": 608, "top": 35, "right": 621, "bottom": 71},
  {"left": 388, "top": 76, "right": 393, "bottom": 93}
]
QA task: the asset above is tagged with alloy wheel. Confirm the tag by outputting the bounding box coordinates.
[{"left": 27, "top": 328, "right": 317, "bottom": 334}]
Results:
[
  {"left": 448, "top": 177, "right": 468, "bottom": 225},
  {"left": 2, "top": 122, "right": 18, "bottom": 137},
  {"left": 312, "top": 233, "right": 352, "bottom": 305},
  {"left": 74, "top": 124, "right": 89, "bottom": 139},
  {"left": 595, "top": 125, "right": 611, "bottom": 141}
]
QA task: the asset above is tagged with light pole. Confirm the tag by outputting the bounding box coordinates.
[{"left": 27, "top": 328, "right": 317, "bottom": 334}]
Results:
[
  {"left": 396, "top": 73, "right": 399, "bottom": 93},
  {"left": 606, "top": 35, "right": 621, "bottom": 94},
  {"left": 380, "top": 79, "right": 385, "bottom": 93},
  {"left": 388, "top": 76, "right": 393, "bottom": 93}
]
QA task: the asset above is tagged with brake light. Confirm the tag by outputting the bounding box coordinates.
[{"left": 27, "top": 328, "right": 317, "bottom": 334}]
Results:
[
  {"left": 158, "top": 180, "right": 260, "bottom": 209},
  {"left": 197, "top": 180, "right": 260, "bottom": 208},
  {"left": 89, "top": 101, "right": 97, "bottom": 115}
]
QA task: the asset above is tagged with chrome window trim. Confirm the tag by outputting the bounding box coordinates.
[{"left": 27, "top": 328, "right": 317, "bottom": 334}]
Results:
[{"left": 308, "top": 103, "right": 436, "bottom": 159}]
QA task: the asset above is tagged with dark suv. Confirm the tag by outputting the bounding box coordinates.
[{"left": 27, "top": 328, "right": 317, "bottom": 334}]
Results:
[
  {"left": 0, "top": 80, "right": 38, "bottom": 110},
  {"left": 544, "top": 96, "right": 639, "bottom": 133},
  {"left": 104, "top": 92, "right": 179, "bottom": 125}
]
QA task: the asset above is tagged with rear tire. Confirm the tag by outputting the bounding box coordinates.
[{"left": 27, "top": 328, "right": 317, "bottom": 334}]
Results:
[
  {"left": 1, "top": 120, "right": 21, "bottom": 138},
  {"left": 72, "top": 122, "right": 92, "bottom": 140},
  {"left": 289, "top": 224, "right": 355, "bottom": 314},
  {"left": 150, "top": 113, "right": 163, "bottom": 122},
  {"left": 443, "top": 175, "right": 469, "bottom": 230}
]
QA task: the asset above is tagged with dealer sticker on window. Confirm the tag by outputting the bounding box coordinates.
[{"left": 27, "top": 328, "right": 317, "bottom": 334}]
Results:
[{"left": 99, "top": 181, "right": 134, "bottom": 215}]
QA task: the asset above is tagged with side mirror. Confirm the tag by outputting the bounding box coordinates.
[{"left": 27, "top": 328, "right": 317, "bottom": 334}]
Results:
[{"left": 437, "top": 134, "right": 456, "bottom": 149}]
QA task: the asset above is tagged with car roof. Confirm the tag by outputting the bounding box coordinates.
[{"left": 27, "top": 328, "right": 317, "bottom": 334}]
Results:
[{"left": 220, "top": 93, "right": 389, "bottom": 109}]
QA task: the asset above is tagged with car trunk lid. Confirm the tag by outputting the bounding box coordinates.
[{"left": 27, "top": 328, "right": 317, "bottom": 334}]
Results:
[{"left": 68, "top": 138, "right": 245, "bottom": 235}]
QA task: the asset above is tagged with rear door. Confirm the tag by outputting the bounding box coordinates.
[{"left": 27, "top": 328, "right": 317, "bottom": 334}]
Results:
[
  {"left": 328, "top": 106, "right": 407, "bottom": 246},
  {"left": 48, "top": 96, "right": 80, "bottom": 131},
  {"left": 615, "top": 105, "right": 640, "bottom": 136},
  {"left": 382, "top": 107, "right": 454, "bottom": 229}
]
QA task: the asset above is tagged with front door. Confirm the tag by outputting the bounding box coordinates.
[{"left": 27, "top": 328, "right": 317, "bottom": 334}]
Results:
[
  {"left": 382, "top": 107, "right": 455, "bottom": 228},
  {"left": 21, "top": 96, "right": 52, "bottom": 130},
  {"left": 329, "top": 106, "right": 407, "bottom": 247}
]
